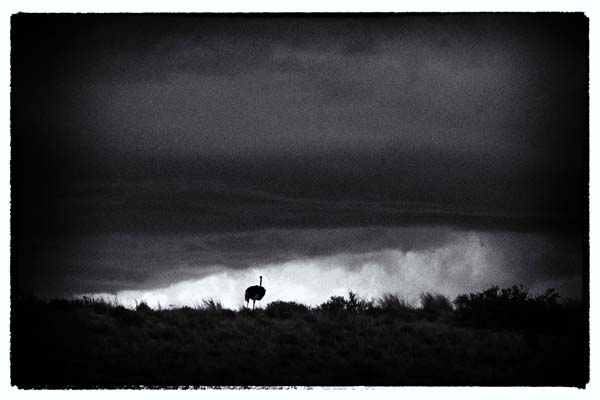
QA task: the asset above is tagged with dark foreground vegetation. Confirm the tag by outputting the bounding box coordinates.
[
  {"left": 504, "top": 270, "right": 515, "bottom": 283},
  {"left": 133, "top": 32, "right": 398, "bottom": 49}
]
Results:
[{"left": 12, "top": 286, "right": 588, "bottom": 388}]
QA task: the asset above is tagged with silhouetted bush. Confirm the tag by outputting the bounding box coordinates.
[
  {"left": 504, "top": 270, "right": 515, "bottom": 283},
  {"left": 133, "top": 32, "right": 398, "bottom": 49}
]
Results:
[
  {"left": 453, "top": 285, "right": 572, "bottom": 332},
  {"left": 318, "top": 292, "right": 374, "bottom": 314},
  {"left": 318, "top": 295, "right": 346, "bottom": 313},
  {"left": 135, "top": 300, "right": 151, "bottom": 312},
  {"left": 265, "top": 301, "right": 309, "bottom": 318},
  {"left": 346, "top": 291, "right": 375, "bottom": 313}
]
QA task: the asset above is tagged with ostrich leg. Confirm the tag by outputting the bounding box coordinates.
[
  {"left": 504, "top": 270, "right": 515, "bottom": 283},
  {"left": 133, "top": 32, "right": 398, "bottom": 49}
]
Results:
[{"left": 253, "top": 299, "right": 256, "bottom": 310}]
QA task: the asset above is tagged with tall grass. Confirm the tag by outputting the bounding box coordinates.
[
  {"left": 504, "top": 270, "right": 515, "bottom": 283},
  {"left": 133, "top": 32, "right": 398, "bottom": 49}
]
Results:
[
  {"left": 200, "top": 299, "right": 223, "bottom": 311},
  {"left": 420, "top": 292, "right": 453, "bottom": 318}
]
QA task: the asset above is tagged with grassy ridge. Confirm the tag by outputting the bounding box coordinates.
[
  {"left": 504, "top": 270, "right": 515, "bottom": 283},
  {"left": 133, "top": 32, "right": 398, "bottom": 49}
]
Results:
[{"left": 11, "top": 288, "right": 588, "bottom": 387}]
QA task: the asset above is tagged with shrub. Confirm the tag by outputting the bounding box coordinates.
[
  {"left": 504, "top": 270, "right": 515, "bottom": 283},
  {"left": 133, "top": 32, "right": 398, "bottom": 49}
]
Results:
[
  {"left": 319, "top": 295, "right": 347, "bottom": 313},
  {"left": 318, "top": 292, "right": 374, "bottom": 314},
  {"left": 453, "top": 285, "right": 565, "bottom": 331},
  {"left": 346, "top": 291, "right": 371, "bottom": 313},
  {"left": 135, "top": 300, "right": 151, "bottom": 312},
  {"left": 266, "top": 301, "right": 309, "bottom": 319}
]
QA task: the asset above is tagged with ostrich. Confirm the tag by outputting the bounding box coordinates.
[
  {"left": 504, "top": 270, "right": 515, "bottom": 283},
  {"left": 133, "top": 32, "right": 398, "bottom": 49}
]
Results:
[{"left": 245, "top": 276, "right": 266, "bottom": 310}]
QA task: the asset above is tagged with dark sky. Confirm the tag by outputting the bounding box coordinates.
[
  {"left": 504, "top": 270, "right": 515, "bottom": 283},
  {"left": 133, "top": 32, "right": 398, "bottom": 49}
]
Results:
[{"left": 11, "top": 14, "right": 588, "bottom": 303}]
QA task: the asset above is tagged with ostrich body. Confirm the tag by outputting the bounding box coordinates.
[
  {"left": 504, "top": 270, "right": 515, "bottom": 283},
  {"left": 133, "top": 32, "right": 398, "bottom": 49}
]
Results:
[{"left": 245, "top": 276, "right": 266, "bottom": 310}]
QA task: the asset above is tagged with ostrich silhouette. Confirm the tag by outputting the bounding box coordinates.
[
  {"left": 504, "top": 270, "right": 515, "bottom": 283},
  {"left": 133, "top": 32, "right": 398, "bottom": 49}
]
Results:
[{"left": 245, "top": 276, "right": 266, "bottom": 310}]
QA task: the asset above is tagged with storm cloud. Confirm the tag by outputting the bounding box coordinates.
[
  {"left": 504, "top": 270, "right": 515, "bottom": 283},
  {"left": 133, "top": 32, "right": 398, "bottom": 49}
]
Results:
[
  {"left": 19, "top": 225, "right": 583, "bottom": 305},
  {"left": 11, "top": 13, "right": 588, "bottom": 304}
]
